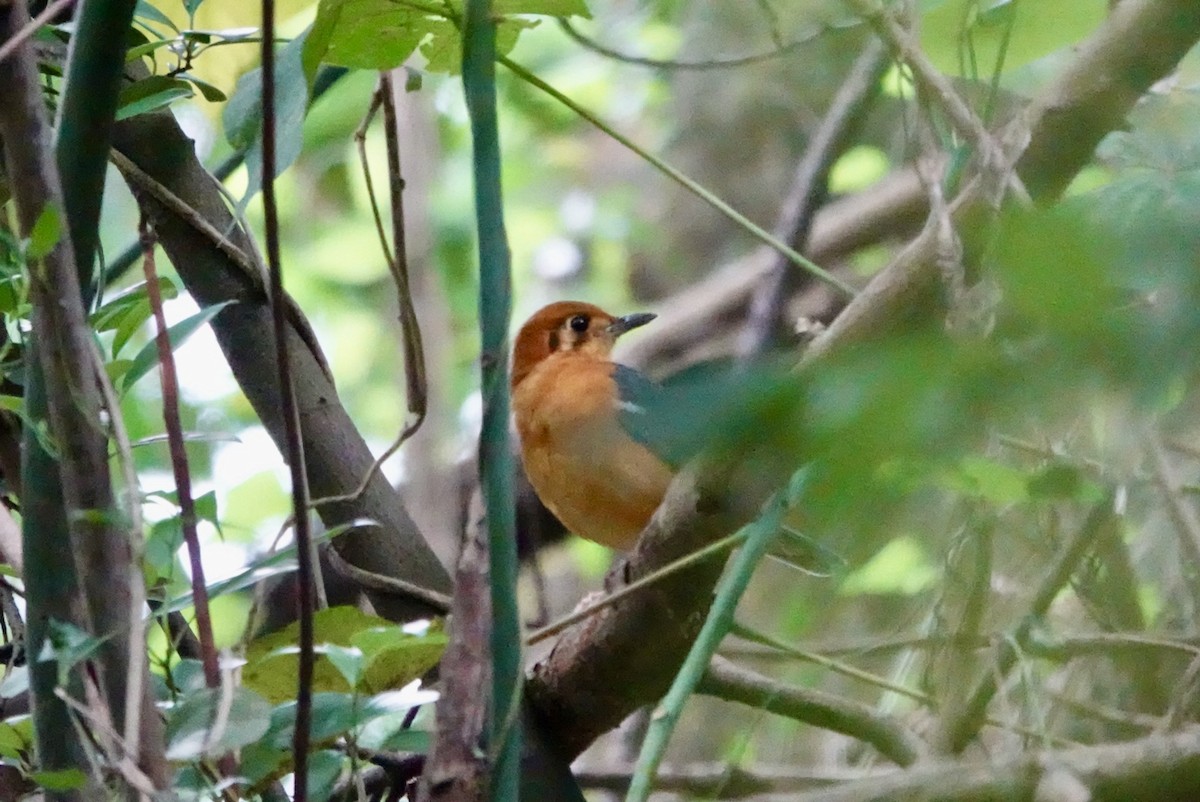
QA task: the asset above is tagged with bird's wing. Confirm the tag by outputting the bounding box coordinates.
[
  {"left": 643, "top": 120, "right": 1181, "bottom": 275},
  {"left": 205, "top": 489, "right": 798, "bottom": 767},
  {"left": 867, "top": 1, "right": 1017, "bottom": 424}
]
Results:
[{"left": 612, "top": 364, "right": 700, "bottom": 468}]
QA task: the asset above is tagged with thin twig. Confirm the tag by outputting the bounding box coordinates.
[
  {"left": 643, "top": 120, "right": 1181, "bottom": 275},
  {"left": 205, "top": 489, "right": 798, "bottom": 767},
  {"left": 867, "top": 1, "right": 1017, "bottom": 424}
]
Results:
[
  {"left": 322, "top": 543, "right": 452, "bottom": 613},
  {"left": 558, "top": 16, "right": 809, "bottom": 70},
  {"left": 109, "top": 148, "right": 334, "bottom": 382},
  {"left": 379, "top": 71, "right": 428, "bottom": 441},
  {"left": 139, "top": 217, "right": 220, "bottom": 691},
  {"left": 1148, "top": 431, "right": 1200, "bottom": 612},
  {"left": 699, "top": 655, "right": 926, "bottom": 766},
  {"left": 259, "top": 3, "right": 315, "bottom": 798},
  {"left": 525, "top": 529, "right": 747, "bottom": 647},
  {"left": 739, "top": 39, "right": 888, "bottom": 356}
]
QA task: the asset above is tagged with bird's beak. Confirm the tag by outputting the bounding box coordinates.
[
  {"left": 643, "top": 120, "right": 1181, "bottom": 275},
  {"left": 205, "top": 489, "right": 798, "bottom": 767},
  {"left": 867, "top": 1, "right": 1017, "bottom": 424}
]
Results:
[{"left": 607, "top": 312, "right": 656, "bottom": 337}]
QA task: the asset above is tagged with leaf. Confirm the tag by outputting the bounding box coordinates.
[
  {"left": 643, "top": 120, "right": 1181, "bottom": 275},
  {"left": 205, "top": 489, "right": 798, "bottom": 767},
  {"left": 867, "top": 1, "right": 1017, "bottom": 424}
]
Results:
[
  {"left": 39, "top": 619, "right": 106, "bottom": 685},
  {"left": 122, "top": 299, "right": 234, "bottom": 391},
  {"left": 419, "top": 16, "right": 531, "bottom": 75},
  {"left": 223, "top": 32, "right": 311, "bottom": 204},
  {"left": 30, "top": 768, "right": 87, "bottom": 791},
  {"left": 304, "top": 0, "right": 430, "bottom": 74},
  {"left": 27, "top": 204, "right": 61, "bottom": 259},
  {"left": 144, "top": 516, "right": 184, "bottom": 582},
  {"left": 322, "top": 644, "right": 365, "bottom": 688},
  {"left": 90, "top": 276, "right": 178, "bottom": 357},
  {"left": 116, "top": 75, "right": 194, "bottom": 120},
  {"left": 165, "top": 686, "right": 271, "bottom": 760},
  {"left": 0, "top": 715, "right": 32, "bottom": 761},
  {"left": 919, "top": 0, "right": 1106, "bottom": 77},
  {"left": 307, "top": 750, "right": 345, "bottom": 799},
  {"left": 134, "top": 0, "right": 179, "bottom": 32},
  {"left": 177, "top": 72, "right": 228, "bottom": 102},
  {"left": 265, "top": 692, "right": 369, "bottom": 749},
  {"left": 840, "top": 537, "right": 939, "bottom": 596},
  {"left": 949, "top": 455, "right": 1030, "bottom": 504},
  {"left": 242, "top": 607, "right": 446, "bottom": 704}
]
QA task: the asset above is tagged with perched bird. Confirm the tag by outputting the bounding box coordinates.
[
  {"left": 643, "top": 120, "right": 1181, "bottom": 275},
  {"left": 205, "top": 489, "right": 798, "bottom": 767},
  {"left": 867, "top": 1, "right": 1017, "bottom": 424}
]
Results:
[{"left": 511, "top": 301, "right": 673, "bottom": 550}]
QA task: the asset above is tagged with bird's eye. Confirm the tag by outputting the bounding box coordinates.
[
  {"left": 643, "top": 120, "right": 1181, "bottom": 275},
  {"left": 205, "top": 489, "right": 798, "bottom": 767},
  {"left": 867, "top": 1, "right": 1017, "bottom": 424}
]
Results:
[{"left": 569, "top": 314, "right": 589, "bottom": 333}]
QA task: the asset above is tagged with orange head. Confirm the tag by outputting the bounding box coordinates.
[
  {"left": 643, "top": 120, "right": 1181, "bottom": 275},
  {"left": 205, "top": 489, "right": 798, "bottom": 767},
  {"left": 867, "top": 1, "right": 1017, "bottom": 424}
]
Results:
[{"left": 512, "top": 301, "right": 655, "bottom": 388}]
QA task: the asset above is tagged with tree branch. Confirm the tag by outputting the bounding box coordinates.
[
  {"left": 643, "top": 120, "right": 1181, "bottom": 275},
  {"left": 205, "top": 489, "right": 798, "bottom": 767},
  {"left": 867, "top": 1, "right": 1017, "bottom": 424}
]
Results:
[
  {"left": 110, "top": 110, "right": 452, "bottom": 620},
  {"left": 698, "top": 656, "right": 925, "bottom": 767},
  {"left": 794, "top": 726, "right": 1200, "bottom": 802}
]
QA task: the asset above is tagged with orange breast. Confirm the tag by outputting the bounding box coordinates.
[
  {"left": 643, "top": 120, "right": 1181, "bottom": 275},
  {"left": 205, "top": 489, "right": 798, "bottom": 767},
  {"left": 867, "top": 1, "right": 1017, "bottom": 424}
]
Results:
[{"left": 513, "top": 355, "right": 674, "bottom": 550}]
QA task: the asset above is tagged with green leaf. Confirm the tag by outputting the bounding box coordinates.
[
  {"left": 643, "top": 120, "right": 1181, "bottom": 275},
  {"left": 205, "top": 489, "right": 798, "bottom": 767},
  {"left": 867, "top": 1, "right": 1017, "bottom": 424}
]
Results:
[
  {"left": 242, "top": 607, "right": 445, "bottom": 704},
  {"left": 322, "top": 643, "right": 365, "bottom": 688},
  {"left": 117, "top": 75, "right": 194, "bottom": 120},
  {"left": 27, "top": 204, "right": 61, "bottom": 259},
  {"left": 91, "top": 276, "right": 178, "bottom": 357},
  {"left": 178, "top": 72, "right": 228, "bottom": 102},
  {"left": 31, "top": 768, "right": 87, "bottom": 791},
  {"left": 840, "top": 537, "right": 939, "bottom": 596},
  {"left": 304, "top": 0, "right": 430, "bottom": 73},
  {"left": 949, "top": 455, "right": 1030, "bottom": 504},
  {"left": 134, "top": 0, "right": 179, "bottom": 33},
  {"left": 39, "top": 619, "right": 106, "bottom": 685},
  {"left": 265, "top": 692, "right": 368, "bottom": 749},
  {"left": 419, "top": 16, "right": 531, "bottom": 75},
  {"left": 165, "top": 686, "right": 272, "bottom": 760},
  {"left": 122, "top": 300, "right": 234, "bottom": 391},
  {"left": 223, "top": 32, "right": 311, "bottom": 204},
  {"left": 307, "top": 750, "right": 345, "bottom": 799},
  {"left": 144, "top": 516, "right": 184, "bottom": 582},
  {"left": 919, "top": 0, "right": 1106, "bottom": 77},
  {"left": 0, "top": 715, "right": 32, "bottom": 761}
]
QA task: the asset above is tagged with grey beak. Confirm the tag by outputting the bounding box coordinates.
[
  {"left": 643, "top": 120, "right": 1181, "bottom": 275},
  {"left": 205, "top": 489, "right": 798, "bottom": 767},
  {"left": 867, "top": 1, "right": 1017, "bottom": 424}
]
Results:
[{"left": 607, "top": 312, "right": 656, "bottom": 336}]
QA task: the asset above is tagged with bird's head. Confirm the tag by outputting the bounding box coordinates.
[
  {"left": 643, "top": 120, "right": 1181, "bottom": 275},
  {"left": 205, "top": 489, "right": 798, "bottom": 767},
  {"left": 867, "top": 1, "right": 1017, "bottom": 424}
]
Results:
[{"left": 512, "top": 301, "right": 655, "bottom": 388}]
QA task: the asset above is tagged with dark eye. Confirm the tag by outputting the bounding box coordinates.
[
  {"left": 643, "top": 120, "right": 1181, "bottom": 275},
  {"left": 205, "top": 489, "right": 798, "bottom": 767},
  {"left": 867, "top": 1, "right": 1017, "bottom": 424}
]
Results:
[{"left": 569, "top": 314, "right": 589, "bottom": 333}]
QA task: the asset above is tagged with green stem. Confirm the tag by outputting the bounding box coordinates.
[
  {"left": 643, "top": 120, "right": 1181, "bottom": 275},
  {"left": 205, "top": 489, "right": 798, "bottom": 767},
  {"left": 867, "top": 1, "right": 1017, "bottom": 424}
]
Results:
[
  {"left": 625, "top": 485, "right": 792, "bottom": 802},
  {"left": 463, "top": 2, "right": 522, "bottom": 800}
]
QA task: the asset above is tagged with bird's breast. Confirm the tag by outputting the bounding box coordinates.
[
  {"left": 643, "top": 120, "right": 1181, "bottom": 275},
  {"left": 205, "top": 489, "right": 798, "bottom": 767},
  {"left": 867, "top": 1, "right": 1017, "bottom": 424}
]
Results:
[{"left": 513, "top": 357, "right": 674, "bottom": 550}]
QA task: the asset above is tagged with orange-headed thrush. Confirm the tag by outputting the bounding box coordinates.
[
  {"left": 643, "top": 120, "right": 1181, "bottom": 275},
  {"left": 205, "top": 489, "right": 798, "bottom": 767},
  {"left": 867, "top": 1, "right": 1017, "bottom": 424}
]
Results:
[{"left": 512, "top": 301, "right": 677, "bottom": 550}]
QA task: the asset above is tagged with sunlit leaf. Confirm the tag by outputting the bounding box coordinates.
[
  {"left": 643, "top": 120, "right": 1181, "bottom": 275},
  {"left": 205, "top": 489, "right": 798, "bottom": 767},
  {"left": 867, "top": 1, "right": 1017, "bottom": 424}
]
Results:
[
  {"left": 242, "top": 607, "right": 446, "bottom": 704},
  {"left": 30, "top": 768, "right": 87, "bottom": 791},
  {"left": 165, "top": 686, "right": 271, "bottom": 760},
  {"left": 920, "top": 0, "right": 1106, "bottom": 77},
  {"left": 117, "top": 75, "right": 194, "bottom": 120},
  {"left": 27, "top": 204, "right": 61, "bottom": 260},
  {"left": 840, "top": 537, "right": 938, "bottom": 596},
  {"left": 223, "top": 32, "right": 310, "bottom": 203}
]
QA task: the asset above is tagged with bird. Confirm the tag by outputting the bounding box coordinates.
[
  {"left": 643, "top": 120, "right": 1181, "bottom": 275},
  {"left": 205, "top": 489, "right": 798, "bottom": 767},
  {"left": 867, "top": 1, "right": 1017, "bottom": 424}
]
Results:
[{"left": 511, "top": 300, "right": 675, "bottom": 550}]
